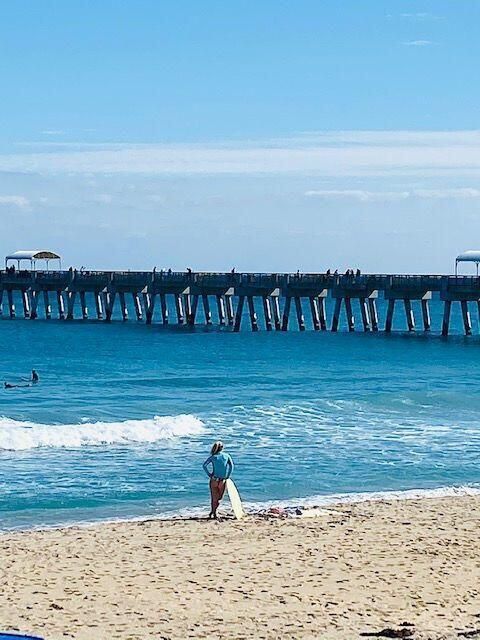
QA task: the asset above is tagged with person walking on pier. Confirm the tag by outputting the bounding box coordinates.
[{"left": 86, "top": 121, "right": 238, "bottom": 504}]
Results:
[{"left": 203, "top": 441, "right": 234, "bottom": 519}]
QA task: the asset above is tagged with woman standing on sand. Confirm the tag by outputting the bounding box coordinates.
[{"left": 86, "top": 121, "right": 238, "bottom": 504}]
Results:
[{"left": 203, "top": 441, "right": 234, "bottom": 519}]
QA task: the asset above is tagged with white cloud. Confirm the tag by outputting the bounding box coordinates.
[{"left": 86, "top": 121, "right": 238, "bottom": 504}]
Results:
[
  {"left": 403, "top": 40, "right": 433, "bottom": 47},
  {"left": 41, "top": 130, "right": 65, "bottom": 136},
  {"left": 400, "top": 12, "right": 443, "bottom": 20},
  {"left": 0, "top": 195, "right": 31, "bottom": 208},
  {"left": 2, "top": 131, "right": 480, "bottom": 179},
  {"left": 305, "top": 190, "right": 409, "bottom": 202},
  {"left": 305, "top": 188, "right": 480, "bottom": 201},
  {"left": 413, "top": 188, "right": 480, "bottom": 199}
]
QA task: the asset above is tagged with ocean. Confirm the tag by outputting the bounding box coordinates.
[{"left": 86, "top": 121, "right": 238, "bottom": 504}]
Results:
[{"left": 1, "top": 294, "right": 480, "bottom": 531}]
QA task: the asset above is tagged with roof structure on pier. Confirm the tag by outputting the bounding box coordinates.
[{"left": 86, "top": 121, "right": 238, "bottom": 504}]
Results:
[
  {"left": 456, "top": 250, "right": 480, "bottom": 263},
  {"left": 5, "top": 250, "right": 62, "bottom": 268},
  {"left": 6, "top": 250, "right": 61, "bottom": 260}
]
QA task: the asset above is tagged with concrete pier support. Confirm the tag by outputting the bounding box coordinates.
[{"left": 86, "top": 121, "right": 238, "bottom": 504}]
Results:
[
  {"left": 294, "top": 297, "right": 305, "bottom": 331},
  {"left": 368, "top": 299, "right": 378, "bottom": 331},
  {"left": 461, "top": 300, "right": 472, "bottom": 335},
  {"left": 331, "top": 298, "right": 342, "bottom": 332},
  {"left": 57, "top": 291, "right": 65, "bottom": 319},
  {"left": 67, "top": 292, "right": 76, "bottom": 320},
  {"left": 95, "top": 292, "right": 104, "bottom": 319},
  {"left": 0, "top": 289, "right": 3, "bottom": 316},
  {"left": 309, "top": 297, "right": 320, "bottom": 331},
  {"left": 183, "top": 295, "right": 191, "bottom": 323},
  {"left": 187, "top": 295, "right": 199, "bottom": 325},
  {"left": 442, "top": 300, "right": 451, "bottom": 336},
  {"left": 359, "top": 298, "right": 370, "bottom": 331},
  {"left": 7, "top": 290, "right": 15, "bottom": 318},
  {"left": 318, "top": 297, "right": 327, "bottom": 330},
  {"left": 421, "top": 299, "right": 430, "bottom": 331},
  {"left": 216, "top": 295, "right": 226, "bottom": 326},
  {"left": 385, "top": 299, "right": 395, "bottom": 333},
  {"left": 234, "top": 295, "right": 245, "bottom": 332},
  {"left": 80, "top": 291, "right": 88, "bottom": 320},
  {"left": 403, "top": 299, "right": 415, "bottom": 331},
  {"left": 143, "top": 293, "right": 153, "bottom": 324},
  {"left": 281, "top": 297, "right": 292, "bottom": 331},
  {"left": 344, "top": 298, "right": 354, "bottom": 331},
  {"left": 175, "top": 294, "right": 185, "bottom": 324},
  {"left": 247, "top": 296, "right": 258, "bottom": 331},
  {"left": 272, "top": 297, "right": 281, "bottom": 330},
  {"left": 225, "top": 295, "right": 234, "bottom": 326},
  {"left": 202, "top": 294, "right": 212, "bottom": 325},
  {"left": 104, "top": 292, "right": 116, "bottom": 322},
  {"left": 22, "top": 290, "right": 31, "bottom": 318},
  {"left": 477, "top": 301, "right": 480, "bottom": 333},
  {"left": 133, "top": 293, "right": 142, "bottom": 320},
  {"left": 119, "top": 292, "right": 128, "bottom": 321},
  {"left": 262, "top": 296, "right": 273, "bottom": 330},
  {"left": 30, "top": 291, "right": 39, "bottom": 319},
  {"left": 43, "top": 290, "right": 51, "bottom": 319},
  {"left": 160, "top": 294, "right": 169, "bottom": 324}
]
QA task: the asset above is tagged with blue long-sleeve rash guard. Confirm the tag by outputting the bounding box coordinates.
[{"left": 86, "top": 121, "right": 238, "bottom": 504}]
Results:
[{"left": 203, "top": 452, "right": 234, "bottom": 480}]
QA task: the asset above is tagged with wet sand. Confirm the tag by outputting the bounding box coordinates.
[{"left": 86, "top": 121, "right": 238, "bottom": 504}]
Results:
[{"left": 1, "top": 495, "right": 480, "bottom": 639}]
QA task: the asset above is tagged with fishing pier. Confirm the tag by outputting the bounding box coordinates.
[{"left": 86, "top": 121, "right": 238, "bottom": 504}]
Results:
[{"left": 1, "top": 269, "right": 480, "bottom": 336}]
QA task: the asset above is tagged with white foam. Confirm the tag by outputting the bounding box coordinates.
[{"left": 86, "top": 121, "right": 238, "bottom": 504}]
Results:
[
  {"left": 0, "top": 414, "right": 205, "bottom": 451},
  {"left": 241, "top": 484, "right": 480, "bottom": 513}
]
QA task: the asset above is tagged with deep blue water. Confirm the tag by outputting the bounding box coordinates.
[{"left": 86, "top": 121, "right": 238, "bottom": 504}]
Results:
[{"left": 1, "top": 294, "right": 480, "bottom": 530}]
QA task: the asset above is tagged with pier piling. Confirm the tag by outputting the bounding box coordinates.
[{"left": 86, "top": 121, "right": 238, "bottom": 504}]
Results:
[
  {"left": 360, "top": 298, "right": 370, "bottom": 331},
  {"left": 421, "top": 299, "right": 430, "bottom": 331},
  {"left": 282, "top": 297, "right": 292, "bottom": 331},
  {"left": 160, "top": 294, "right": 169, "bottom": 325},
  {"left": 234, "top": 295, "right": 245, "bottom": 332},
  {"left": 201, "top": 294, "right": 211, "bottom": 325},
  {"left": 461, "top": 300, "right": 472, "bottom": 335},
  {"left": 403, "top": 299, "right": 415, "bottom": 331},
  {"left": 216, "top": 295, "right": 225, "bottom": 326},
  {"left": 263, "top": 296, "right": 273, "bottom": 331},
  {"left": 43, "top": 290, "right": 51, "bottom": 319},
  {"left": 331, "top": 298, "right": 342, "bottom": 332},
  {"left": 385, "top": 299, "right": 395, "bottom": 333},
  {"left": 442, "top": 301, "right": 451, "bottom": 336},
  {"left": 368, "top": 299, "right": 378, "bottom": 331}
]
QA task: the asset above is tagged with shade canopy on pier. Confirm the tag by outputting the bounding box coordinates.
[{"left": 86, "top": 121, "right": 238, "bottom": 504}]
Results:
[
  {"left": 455, "top": 251, "right": 480, "bottom": 275},
  {"left": 5, "top": 250, "right": 62, "bottom": 270}
]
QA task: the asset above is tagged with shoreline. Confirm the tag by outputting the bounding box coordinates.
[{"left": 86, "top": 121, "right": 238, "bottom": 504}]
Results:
[
  {"left": 2, "top": 494, "right": 480, "bottom": 639},
  {"left": 2, "top": 482, "right": 480, "bottom": 535}
]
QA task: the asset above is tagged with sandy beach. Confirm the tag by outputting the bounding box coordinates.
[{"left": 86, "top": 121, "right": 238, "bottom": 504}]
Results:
[{"left": 1, "top": 495, "right": 480, "bottom": 640}]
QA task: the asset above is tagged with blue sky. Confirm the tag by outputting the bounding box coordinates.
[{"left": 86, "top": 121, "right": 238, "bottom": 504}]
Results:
[{"left": 1, "top": 1, "right": 480, "bottom": 272}]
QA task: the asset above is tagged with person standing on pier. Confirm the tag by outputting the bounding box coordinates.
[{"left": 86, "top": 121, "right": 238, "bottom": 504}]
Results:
[{"left": 203, "top": 441, "right": 234, "bottom": 519}]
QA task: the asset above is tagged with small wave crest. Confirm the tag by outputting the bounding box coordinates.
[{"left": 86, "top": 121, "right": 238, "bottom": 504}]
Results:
[{"left": 0, "top": 414, "right": 205, "bottom": 451}]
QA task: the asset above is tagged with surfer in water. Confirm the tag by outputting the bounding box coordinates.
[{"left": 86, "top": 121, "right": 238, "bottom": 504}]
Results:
[{"left": 203, "top": 441, "right": 234, "bottom": 519}]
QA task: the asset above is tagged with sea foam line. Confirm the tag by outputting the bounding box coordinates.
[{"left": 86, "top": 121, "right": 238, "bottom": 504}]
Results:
[
  {"left": 0, "top": 414, "right": 205, "bottom": 450},
  {"left": 3, "top": 483, "right": 478, "bottom": 535}
]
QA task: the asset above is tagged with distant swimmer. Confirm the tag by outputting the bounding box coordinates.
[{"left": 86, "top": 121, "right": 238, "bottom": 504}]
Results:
[
  {"left": 203, "top": 441, "right": 234, "bottom": 520},
  {"left": 31, "top": 369, "right": 39, "bottom": 383},
  {"left": 4, "top": 382, "right": 31, "bottom": 389}
]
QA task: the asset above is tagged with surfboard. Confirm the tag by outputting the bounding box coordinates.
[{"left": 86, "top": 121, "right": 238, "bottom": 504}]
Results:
[{"left": 226, "top": 478, "right": 244, "bottom": 520}]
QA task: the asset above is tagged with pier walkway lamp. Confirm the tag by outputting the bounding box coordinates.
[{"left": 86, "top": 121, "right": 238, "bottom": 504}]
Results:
[{"left": 4, "top": 250, "right": 62, "bottom": 272}]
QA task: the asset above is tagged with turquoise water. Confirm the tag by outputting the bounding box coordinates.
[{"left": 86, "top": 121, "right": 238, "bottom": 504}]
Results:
[{"left": 1, "top": 295, "right": 480, "bottom": 530}]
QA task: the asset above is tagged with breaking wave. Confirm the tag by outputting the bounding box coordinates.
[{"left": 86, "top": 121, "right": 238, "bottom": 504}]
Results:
[{"left": 0, "top": 414, "right": 205, "bottom": 451}]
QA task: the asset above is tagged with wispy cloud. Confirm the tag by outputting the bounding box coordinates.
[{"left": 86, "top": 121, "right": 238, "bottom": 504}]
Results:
[
  {"left": 305, "top": 190, "right": 409, "bottom": 202},
  {"left": 0, "top": 195, "right": 31, "bottom": 208},
  {"left": 402, "top": 40, "right": 433, "bottom": 47},
  {"left": 41, "top": 130, "right": 65, "bottom": 136},
  {"left": 2, "top": 131, "right": 480, "bottom": 178},
  {"left": 400, "top": 12, "right": 443, "bottom": 21},
  {"left": 305, "top": 188, "right": 480, "bottom": 201}
]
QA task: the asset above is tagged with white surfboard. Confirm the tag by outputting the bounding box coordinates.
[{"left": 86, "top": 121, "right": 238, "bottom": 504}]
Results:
[{"left": 226, "top": 478, "right": 244, "bottom": 520}]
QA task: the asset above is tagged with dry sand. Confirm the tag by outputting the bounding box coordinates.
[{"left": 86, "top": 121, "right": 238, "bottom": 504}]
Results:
[{"left": 1, "top": 495, "right": 480, "bottom": 640}]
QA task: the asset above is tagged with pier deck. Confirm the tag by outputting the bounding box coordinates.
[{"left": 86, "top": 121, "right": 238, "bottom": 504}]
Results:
[{"left": 0, "top": 270, "right": 479, "bottom": 335}]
